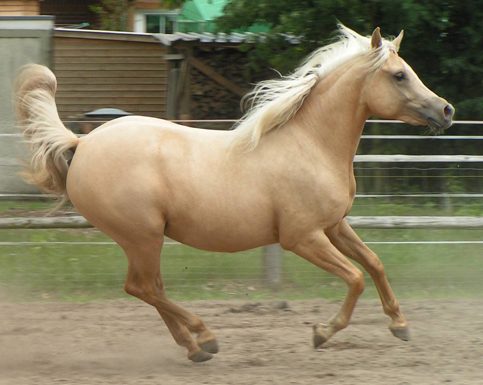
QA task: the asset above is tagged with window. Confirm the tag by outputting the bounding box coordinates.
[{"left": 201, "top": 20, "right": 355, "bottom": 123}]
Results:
[{"left": 145, "top": 14, "right": 177, "bottom": 34}]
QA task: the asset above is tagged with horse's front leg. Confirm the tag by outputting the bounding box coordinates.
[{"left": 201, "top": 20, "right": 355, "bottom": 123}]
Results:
[
  {"left": 285, "top": 231, "right": 365, "bottom": 348},
  {"left": 326, "top": 219, "right": 409, "bottom": 341}
]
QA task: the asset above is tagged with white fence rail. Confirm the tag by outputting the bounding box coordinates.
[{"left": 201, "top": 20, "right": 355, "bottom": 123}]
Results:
[
  {"left": 2, "top": 215, "right": 483, "bottom": 230},
  {"left": 1, "top": 119, "right": 482, "bottom": 289},
  {"left": 354, "top": 155, "right": 483, "bottom": 162}
]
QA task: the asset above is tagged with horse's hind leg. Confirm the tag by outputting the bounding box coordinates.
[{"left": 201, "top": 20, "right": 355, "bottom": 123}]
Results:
[
  {"left": 286, "top": 230, "right": 365, "bottom": 348},
  {"left": 326, "top": 219, "right": 409, "bottom": 340},
  {"left": 122, "top": 240, "right": 218, "bottom": 362}
]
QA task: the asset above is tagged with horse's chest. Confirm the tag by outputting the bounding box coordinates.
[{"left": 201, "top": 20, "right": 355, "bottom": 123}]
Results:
[{"left": 301, "top": 172, "right": 355, "bottom": 218}]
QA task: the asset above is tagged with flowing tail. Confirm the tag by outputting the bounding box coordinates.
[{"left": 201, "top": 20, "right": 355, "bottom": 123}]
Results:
[{"left": 14, "top": 64, "right": 79, "bottom": 200}]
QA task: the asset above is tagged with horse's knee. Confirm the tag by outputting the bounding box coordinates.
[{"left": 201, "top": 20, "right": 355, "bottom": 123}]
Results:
[{"left": 349, "top": 269, "right": 365, "bottom": 296}]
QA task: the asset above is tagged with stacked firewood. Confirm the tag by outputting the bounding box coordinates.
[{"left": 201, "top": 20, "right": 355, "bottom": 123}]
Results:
[{"left": 190, "top": 47, "right": 271, "bottom": 128}]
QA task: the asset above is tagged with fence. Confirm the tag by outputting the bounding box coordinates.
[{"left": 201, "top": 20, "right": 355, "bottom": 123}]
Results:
[{"left": 0, "top": 120, "right": 482, "bottom": 299}]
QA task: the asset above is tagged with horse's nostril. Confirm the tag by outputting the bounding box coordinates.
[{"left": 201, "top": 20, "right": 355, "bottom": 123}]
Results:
[{"left": 443, "top": 104, "right": 454, "bottom": 118}]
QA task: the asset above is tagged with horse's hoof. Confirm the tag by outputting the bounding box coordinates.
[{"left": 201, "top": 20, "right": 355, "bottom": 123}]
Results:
[
  {"left": 390, "top": 326, "right": 410, "bottom": 341},
  {"left": 199, "top": 339, "right": 219, "bottom": 354},
  {"left": 188, "top": 350, "right": 213, "bottom": 363},
  {"left": 313, "top": 334, "right": 328, "bottom": 349},
  {"left": 312, "top": 323, "right": 329, "bottom": 349}
]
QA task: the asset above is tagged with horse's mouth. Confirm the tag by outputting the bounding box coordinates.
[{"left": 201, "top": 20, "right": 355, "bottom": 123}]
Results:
[{"left": 427, "top": 117, "right": 451, "bottom": 135}]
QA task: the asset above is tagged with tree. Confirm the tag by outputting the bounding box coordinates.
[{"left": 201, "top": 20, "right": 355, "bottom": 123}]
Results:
[
  {"left": 91, "top": 1, "right": 183, "bottom": 31},
  {"left": 217, "top": 0, "right": 483, "bottom": 119},
  {"left": 90, "top": 0, "right": 135, "bottom": 31},
  {"left": 164, "top": 0, "right": 184, "bottom": 6}
]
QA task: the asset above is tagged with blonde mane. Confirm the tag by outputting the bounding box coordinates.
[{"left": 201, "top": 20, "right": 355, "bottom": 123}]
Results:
[{"left": 231, "top": 24, "right": 398, "bottom": 151}]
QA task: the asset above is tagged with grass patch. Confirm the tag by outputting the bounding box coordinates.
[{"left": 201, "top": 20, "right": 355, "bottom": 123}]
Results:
[
  {"left": 1, "top": 227, "right": 482, "bottom": 302},
  {"left": 0, "top": 200, "right": 56, "bottom": 216},
  {"left": 350, "top": 197, "right": 483, "bottom": 216},
  {"left": 0, "top": 199, "right": 482, "bottom": 301}
]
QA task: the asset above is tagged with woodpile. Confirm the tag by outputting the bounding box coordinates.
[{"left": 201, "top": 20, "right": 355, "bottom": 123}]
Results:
[{"left": 190, "top": 47, "right": 271, "bottom": 128}]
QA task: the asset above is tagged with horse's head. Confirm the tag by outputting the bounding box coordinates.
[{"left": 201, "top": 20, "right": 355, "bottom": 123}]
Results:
[{"left": 363, "top": 28, "right": 454, "bottom": 133}]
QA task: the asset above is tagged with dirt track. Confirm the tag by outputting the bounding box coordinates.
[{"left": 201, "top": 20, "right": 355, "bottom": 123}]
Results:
[{"left": 1, "top": 298, "right": 482, "bottom": 385}]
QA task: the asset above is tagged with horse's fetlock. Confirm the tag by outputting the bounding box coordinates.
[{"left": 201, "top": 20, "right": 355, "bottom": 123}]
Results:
[
  {"left": 384, "top": 298, "right": 401, "bottom": 315},
  {"left": 329, "top": 315, "right": 349, "bottom": 332}
]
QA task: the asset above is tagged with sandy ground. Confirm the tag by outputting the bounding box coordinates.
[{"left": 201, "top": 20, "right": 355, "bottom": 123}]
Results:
[{"left": 0, "top": 298, "right": 482, "bottom": 385}]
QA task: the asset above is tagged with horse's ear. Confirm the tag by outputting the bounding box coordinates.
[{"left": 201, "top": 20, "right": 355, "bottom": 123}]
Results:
[
  {"left": 371, "top": 27, "right": 382, "bottom": 49},
  {"left": 393, "top": 30, "right": 404, "bottom": 52}
]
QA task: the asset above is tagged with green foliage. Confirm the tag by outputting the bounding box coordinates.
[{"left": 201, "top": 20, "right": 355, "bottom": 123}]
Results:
[
  {"left": 164, "top": 0, "right": 184, "bottom": 7},
  {"left": 217, "top": 0, "right": 483, "bottom": 119},
  {"left": 90, "top": 1, "right": 183, "bottom": 31},
  {"left": 90, "top": 0, "right": 136, "bottom": 31}
]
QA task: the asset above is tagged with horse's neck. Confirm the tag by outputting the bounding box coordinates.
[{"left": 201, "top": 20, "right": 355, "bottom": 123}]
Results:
[{"left": 288, "top": 62, "right": 369, "bottom": 165}]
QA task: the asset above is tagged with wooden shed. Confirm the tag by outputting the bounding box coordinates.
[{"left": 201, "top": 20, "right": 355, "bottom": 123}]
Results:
[
  {"left": 52, "top": 29, "right": 269, "bottom": 130},
  {"left": 53, "top": 29, "right": 169, "bottom": 124},
  {"left": 0, "top": 0, "right": 39, "bottom": 16},
  {"left": 1, "top": 19, "right": 262, "bottom": 193}
]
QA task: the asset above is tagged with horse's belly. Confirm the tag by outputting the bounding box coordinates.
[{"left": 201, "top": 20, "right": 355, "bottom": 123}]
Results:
[{"left": 164, "top": 212, "right": 276, "bottom": 253}]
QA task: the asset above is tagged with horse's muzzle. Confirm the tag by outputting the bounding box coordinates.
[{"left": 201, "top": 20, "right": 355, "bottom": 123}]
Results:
[{"left": 425, "top": 101, "right": 455, "bottom": 134}]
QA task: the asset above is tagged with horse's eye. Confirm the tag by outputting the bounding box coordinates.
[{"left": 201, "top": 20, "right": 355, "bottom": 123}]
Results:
[{"left": 394, "top": 71, "right": 406, "bottom": 82}]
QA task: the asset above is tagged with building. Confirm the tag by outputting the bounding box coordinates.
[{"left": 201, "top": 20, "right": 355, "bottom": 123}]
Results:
[
  {"left": 0, "top": 0, "right": 39, "bottom": 16},
  {"left": 0, "top": 1, "right": 246, "bottom": 33},
  {"left": 0, "top": 4, "right": 273, "bottom": 193},
  {"left": 133, "top": 0, "right": 230, "bottom": 34}
]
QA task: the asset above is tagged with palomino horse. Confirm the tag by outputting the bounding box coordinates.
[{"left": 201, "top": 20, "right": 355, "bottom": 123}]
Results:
[{"left": 15, "top": 25, "right": 454, "bottom": 362}]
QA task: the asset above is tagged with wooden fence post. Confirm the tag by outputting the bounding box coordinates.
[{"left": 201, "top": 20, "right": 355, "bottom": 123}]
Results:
[{"left": 262, "top": 244, "right": 283, "bottom": 287}]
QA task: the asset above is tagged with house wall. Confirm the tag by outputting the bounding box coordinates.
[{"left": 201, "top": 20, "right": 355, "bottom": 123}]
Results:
[
  {"left": 53, "top": 31, "right": 169, "bottom": 124},
  {"left": 0, "top": 16, "right": 54, "bottom": 193},
  {"left": 0, "top": 0, "right": 39, "bottom": 16}
]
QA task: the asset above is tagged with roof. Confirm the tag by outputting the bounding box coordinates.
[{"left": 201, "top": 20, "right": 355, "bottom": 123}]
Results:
[
  {"left": 154, "top": 31, "right": 264, "bottom": 45},
  {"left": 54, "top": 27, "right": 162, "bottom": 43},
  {"left": 53, "top": 28, "right": 299, "bottom": 47},
  {"left": 155, "top": 32, "right": 299, "bottom": 46}
]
